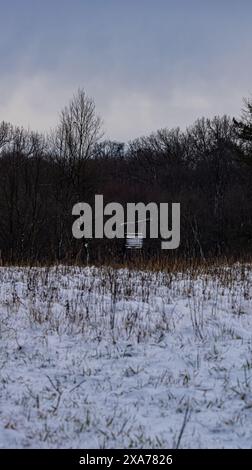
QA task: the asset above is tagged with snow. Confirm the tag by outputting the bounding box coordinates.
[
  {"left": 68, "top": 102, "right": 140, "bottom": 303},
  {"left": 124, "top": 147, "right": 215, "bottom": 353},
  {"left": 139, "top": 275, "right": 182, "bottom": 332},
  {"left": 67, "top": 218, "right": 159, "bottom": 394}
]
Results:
[{"left": 0, "top": 264, "right": 252, "bottom": 448}]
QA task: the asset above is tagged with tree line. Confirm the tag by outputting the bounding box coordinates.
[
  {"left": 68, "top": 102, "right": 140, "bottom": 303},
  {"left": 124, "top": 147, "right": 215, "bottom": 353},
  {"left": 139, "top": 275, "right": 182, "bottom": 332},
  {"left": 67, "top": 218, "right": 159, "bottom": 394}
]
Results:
[{"left": 0, "top": 90, "right": 252, "bottom": 265}]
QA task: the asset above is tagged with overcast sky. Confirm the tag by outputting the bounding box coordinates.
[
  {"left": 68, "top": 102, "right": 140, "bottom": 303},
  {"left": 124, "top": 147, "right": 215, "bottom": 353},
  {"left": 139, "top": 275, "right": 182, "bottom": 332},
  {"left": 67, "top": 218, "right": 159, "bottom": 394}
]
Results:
[{"left": 0, "top": 0, "right": 251, "bottom": 141}]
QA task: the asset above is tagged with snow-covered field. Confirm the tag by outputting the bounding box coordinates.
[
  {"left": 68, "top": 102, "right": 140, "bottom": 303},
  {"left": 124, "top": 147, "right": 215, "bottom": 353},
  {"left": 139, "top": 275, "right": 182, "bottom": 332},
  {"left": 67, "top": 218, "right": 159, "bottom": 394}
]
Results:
[{"left": 1, "top": 264, "right": 252, "bottom": 449}]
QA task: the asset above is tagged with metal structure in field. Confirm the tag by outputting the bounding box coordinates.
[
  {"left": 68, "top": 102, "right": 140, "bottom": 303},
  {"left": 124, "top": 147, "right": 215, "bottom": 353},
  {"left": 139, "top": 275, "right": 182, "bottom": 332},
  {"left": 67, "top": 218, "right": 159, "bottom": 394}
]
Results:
[
  {"left": 122, "top": 218, "right": 151, "bottom": 251},
  {"left": 125, "top": 233, "right": 144, "bottom": 250}
]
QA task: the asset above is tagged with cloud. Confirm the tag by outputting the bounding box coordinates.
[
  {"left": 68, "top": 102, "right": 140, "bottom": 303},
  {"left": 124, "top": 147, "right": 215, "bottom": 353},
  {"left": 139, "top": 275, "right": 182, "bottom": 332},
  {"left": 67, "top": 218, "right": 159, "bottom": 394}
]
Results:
[
  {"left": 102, "top": 83, "right": 247, "bottom": 141},
  {"left": 0, "top": 0, "right": 251, "bottom": 141},
  {"left": 0, "top": 69, "right": 250, "bottom": 142},
  {"left": 0, "top": 1, "right": 252, "bottom": 141},
  {"left": 0, "top": 73, "right": 73, "bottom": 132}
]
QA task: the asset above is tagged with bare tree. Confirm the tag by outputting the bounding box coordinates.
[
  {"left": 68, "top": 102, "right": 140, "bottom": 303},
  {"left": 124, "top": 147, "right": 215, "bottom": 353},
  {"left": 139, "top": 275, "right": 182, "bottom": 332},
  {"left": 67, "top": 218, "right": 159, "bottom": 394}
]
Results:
[
  {"left": 234, "top": 97, "right": 252, "bottom": 143},
  {"left": 0, "top": 121, "right": 12, "bottom": 150},
  {"left": 54, "top": 89, "right": 103, "bottom": 164},
  {"left": 49, "top": 89, "right": 103, "bottom": 256}
]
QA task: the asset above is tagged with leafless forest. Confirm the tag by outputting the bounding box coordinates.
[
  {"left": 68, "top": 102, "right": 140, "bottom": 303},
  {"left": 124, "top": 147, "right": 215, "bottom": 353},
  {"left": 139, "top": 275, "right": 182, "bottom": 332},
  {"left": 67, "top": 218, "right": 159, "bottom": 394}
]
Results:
[{"left": 0, "top": 90, "right": 252, "bottom": 266}]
